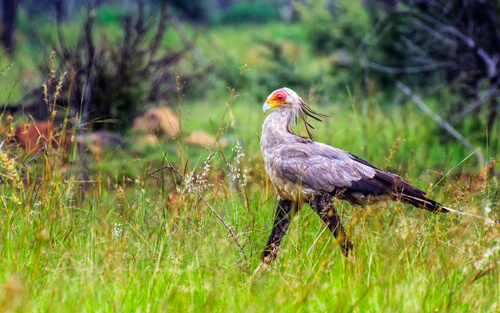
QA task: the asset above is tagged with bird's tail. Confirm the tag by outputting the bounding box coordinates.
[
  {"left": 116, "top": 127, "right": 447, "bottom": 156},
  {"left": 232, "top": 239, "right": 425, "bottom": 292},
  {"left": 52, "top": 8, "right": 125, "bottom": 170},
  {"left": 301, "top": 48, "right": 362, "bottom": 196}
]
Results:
[
  {"left": 399, "top": 183, "right": 499, "bottom": 224},
  {"left": 382, "top": 171, "right": 449, "bottom": 213},
  {"left": 399, "top": 191, "right": 451, "bottom": 213}
]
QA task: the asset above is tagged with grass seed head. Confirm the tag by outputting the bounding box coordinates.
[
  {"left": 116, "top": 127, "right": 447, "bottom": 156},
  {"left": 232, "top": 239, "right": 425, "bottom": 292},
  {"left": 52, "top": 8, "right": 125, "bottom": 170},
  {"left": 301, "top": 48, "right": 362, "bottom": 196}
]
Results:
[{"left": 0, "top": 150, "right": 22, "bottom": 189}]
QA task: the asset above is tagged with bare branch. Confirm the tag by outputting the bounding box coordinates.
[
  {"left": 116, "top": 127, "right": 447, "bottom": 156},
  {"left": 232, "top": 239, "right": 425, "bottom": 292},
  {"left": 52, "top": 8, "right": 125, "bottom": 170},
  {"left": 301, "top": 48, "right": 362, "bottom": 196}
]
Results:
[
  {"left": 368, "top": 61, "right": 451, "bottom": 74},
  {"left": 149, "top": 160, "right": 248, "bottom": 261},
  {"left": 164, "top": 9, "right": 208, "bottom": 68},
  {"left": 400, "top": 35, "right": 428, "bottom": 57},
  {"left": 452, "top": 77, "right": 500, "bottom": 120},
  {"left": 407, "top": 16, "right": 456, "bottom": 47},
  {"left": 396, "top": 81, "right": 486, "bottom": 166},
  {"left": 148, "top": 1, "right": 168, "bottom": 63},
  {"left": 439, "top": 26, "right": 498, "bottom": 79}
]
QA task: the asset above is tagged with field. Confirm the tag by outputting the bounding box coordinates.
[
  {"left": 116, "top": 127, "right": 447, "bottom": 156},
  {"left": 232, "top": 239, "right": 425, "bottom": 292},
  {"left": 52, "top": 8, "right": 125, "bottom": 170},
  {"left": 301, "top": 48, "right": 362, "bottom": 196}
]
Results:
[{"left": 1, "top": 10, "right": 500, "bottom": 313}]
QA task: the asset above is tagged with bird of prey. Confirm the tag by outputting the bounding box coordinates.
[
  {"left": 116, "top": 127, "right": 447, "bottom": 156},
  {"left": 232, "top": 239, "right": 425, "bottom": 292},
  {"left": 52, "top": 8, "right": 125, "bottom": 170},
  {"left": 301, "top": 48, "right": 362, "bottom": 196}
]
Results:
[{"left": 260, "top": 87, "right": 450, "bottom": 264}]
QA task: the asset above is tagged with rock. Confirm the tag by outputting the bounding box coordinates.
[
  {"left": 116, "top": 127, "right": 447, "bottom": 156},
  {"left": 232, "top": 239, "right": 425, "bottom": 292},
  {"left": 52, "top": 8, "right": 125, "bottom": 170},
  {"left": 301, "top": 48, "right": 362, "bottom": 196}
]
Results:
[
  {"left": 132, "top": 134, "right": 158, "bottom": 149},
  {"left": 132, "top": 107, "right": 180, "bottom": 138},
  {"left": 77, "top": 130, "right": 123, "bottom": 153},
  {"left": 15, "top": 122, "right": 71, "bottom": 152},
  {"left": 185, "top": 130, "right": 227, "bottom": 148}
]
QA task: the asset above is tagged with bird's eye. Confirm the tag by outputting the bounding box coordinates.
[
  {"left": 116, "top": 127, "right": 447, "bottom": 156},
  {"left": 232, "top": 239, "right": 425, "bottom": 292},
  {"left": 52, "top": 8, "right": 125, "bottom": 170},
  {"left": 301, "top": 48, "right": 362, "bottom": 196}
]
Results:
[{"left": 277, "top": 95, "right": 284, "bottom": 101}]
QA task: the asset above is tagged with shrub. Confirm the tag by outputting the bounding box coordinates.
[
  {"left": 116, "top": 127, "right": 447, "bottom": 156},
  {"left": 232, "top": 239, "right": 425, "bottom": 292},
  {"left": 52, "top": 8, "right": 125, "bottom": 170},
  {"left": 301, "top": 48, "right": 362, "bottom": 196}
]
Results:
[
  {"left": 297, "top": 0, "right": 372, "bottom": 54},
  {"left": 8, "top": 3, "right": 206, "bottom": 134},
  {"left": 215, "top": 2, "right": 280, "bottom": 25}
]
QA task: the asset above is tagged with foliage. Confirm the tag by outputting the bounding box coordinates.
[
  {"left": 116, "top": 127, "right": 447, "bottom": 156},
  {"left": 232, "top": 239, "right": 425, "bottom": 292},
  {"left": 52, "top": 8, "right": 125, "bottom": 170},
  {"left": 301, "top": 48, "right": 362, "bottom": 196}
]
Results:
[
  {"left": 253, "top": 38, "right": 307, "bottom": 92},
  {"left": 1, "top": 9, "right": 500, "bottom": 311},
  {"left": 6, "top": 3, "right": 204, "bottom": 134},
  {"left": 366, "top": 0, "right": 500, "bottom": 151},
  {"left": 214, "top": 1, "right": 280, "bottom": 25},
  {"left": 168, "top": 0, "right": 211, "bottom": 23},
  {"left": 294, "top": 0, "right": 500, "bottom": 158},
  {"left": 297, "top": 0, "right": 372, "bottom": 54},
  {"left": 63, "top": 3, "right": 189, "bottom": 133}
]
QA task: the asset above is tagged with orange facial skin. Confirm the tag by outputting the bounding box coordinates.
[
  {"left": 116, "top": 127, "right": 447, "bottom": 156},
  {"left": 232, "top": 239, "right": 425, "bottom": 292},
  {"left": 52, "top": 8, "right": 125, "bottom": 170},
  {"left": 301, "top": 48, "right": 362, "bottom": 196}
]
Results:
[
  {"left": 263, "top": 89, "right": 288, "bottom": 113},
  {"left": 269, "top": 90, "right": 287, "bottom": 105}
]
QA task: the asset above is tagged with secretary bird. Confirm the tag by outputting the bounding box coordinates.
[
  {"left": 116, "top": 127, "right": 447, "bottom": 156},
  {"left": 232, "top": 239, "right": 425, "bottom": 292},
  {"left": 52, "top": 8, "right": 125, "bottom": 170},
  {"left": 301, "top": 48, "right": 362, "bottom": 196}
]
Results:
[{"left": 259, "top": 87, "right": 452, "bottom": 265}]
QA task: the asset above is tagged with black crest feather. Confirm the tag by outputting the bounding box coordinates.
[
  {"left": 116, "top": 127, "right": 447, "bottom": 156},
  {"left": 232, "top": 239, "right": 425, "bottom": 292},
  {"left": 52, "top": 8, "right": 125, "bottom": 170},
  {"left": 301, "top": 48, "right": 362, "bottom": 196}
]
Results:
[{"left": 298, "top": 98, "right": 329, "bottom": 140}]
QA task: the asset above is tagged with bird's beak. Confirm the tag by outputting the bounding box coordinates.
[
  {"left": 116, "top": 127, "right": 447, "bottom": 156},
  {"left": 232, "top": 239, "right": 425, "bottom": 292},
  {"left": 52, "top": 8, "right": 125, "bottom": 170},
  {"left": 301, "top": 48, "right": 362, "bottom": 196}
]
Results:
[{"left": 263, "top": 101, "right": 273, "bottom": 114}]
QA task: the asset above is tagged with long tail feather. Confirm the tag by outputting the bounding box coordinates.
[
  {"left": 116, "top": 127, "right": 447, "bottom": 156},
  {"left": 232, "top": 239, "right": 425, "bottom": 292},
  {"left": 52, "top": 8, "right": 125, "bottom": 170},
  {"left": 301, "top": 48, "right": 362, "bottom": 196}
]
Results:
[
  {"left": 398, "top": 183, "right": 499, "bottom": 224},
  {"left": 346, "top": 153, "right": 499, "bottom": 224},
  {"left": 399, "top": 193, "right": 450, "bottom": 213}
]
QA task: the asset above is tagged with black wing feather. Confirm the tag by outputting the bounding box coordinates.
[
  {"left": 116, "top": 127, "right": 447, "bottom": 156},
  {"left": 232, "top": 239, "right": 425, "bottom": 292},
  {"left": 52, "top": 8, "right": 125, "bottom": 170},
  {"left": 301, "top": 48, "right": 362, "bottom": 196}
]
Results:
[{"left": 344, "top": 154, "right": 450, "bottom": 213}]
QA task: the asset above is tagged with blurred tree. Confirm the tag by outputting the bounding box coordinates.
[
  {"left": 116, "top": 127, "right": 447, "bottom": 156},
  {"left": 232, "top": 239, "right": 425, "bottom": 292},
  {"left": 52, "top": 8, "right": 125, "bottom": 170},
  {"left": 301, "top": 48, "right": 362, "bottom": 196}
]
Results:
[
  {"left": 57, "top": 1, "right": 193, "bottom": 133},
  {"left": 156, "top": 0, "right": 210, "bottom": 22},
  {"left": 22, "top": 0, "right": 63, "bottom": 18},
  {"left": 215, "top": 1, "right": 280, "bottom": 24},
  {"left": 216, "top": 0, "right": 238, "bottom": 9},
  {"left": 295, "top": 0, "right": 499, "bottom": 157},
  {"left": 297, "top": 0, "right": 371, "bottom": 54},
  {"left": 367, "top": 0, "right": 500, "bottom": 150},
  {"left": 6, "top": 1, "right": 207, "bottom": 133},
  {"left": 1, "top": 0, "right": 19, "bottom": 55}
]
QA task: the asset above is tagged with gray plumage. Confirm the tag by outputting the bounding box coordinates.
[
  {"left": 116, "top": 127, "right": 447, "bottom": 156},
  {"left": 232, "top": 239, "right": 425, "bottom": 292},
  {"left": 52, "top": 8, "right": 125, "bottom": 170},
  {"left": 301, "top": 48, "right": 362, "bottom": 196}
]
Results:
[{"left": 261, "top": 87, "right": 448, "bottom": 212}]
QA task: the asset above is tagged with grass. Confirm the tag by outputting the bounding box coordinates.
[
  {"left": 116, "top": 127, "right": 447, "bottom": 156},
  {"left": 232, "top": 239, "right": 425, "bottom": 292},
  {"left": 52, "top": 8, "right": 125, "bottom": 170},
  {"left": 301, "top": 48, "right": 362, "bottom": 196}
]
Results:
[
  {"left": 1, "top": 9, "right": 500, "bottom": 312},
  {"left": 1, "top": 85, "right": 499, "bottom": 312}
]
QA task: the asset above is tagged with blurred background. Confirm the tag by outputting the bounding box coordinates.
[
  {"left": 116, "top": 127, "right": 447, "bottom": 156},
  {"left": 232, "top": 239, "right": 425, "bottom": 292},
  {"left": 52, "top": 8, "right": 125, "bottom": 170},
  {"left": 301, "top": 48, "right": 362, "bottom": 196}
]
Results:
[
  {"left": 2, "top": 3, "right": 500, "bottom": 311},
  {"left": 0, "top": 0, "right": 498, "bottom": 177}
]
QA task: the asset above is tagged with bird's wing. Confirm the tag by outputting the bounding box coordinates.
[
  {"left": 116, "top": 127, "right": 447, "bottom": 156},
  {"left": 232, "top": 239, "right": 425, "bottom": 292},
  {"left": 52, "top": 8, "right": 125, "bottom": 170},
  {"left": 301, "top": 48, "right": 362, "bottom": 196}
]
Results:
[
  {"left": 276, "top": 141, "right": 377, "bottom": 192},
  {"left": 276, "top": 141, "right": 447, "bottom": 211}
]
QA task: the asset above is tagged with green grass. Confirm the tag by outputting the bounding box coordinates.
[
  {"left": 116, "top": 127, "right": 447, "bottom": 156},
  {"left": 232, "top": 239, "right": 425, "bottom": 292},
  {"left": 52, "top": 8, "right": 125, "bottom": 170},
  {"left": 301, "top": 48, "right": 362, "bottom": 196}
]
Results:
[
  {"left": 1, "top": 10, "right": 500, "bottom": 312},
  {"left": 1, "top": 89, "right": 499, "bottom": 312}
]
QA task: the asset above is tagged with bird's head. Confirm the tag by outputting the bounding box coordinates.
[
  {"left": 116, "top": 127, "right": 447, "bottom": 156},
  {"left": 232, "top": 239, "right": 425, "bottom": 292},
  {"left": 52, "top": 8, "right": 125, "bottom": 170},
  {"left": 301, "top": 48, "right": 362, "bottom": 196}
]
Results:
[
  {"left": 262, "top": 87, "right": 299, "bottom": 112},
  {"left": 263, "top": 87, "right": 328, "bottom": 140}
]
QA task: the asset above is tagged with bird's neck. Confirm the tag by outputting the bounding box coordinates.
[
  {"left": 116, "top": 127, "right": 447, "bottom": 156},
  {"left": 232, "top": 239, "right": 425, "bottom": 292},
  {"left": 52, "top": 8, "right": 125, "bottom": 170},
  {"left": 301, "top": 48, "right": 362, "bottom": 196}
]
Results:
[{"left": 261, "top": 108, "right": 300, "bottom": 149}]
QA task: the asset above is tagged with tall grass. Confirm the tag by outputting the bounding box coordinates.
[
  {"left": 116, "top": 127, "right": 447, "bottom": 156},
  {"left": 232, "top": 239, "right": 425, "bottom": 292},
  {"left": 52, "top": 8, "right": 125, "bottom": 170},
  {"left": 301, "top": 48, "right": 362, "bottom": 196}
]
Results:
[{"left": 0, "top": 75, "right": 499, "bottom": 313}]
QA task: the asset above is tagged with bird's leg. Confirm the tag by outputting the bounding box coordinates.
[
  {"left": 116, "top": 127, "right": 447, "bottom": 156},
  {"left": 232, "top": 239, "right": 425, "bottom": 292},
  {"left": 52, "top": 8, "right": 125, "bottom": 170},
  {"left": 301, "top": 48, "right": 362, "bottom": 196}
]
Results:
[
  {"left": 262, "top": 199, "right": 295, "bottom": 265},
  {"left": 310, "top": 194, "right": 353, "bottom": 257}
]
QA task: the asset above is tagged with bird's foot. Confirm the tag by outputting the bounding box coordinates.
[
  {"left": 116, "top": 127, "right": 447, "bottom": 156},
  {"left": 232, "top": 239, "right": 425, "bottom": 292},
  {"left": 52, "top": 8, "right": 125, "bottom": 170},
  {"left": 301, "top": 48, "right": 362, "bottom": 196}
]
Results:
[
  {"left": 252, "top": 262, "right": 270, "bottom": 281},
  {"left": 347, "top": 251, "right": 356, "bottom": 265}
]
